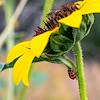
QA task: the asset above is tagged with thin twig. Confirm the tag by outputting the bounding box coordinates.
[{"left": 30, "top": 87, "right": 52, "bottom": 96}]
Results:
[{"left": 0, "top": 0, "right": 28, "bottom": 48}]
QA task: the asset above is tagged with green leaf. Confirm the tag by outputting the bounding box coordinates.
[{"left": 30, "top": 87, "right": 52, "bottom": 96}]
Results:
[{"left": 1, "top": 58, "right": 18, "bottom": 71}]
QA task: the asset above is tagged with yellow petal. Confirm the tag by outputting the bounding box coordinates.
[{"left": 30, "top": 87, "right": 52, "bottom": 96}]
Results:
[
  {"left": 59, "top": 11, "right": 82, "bottom": 28},
  {"left": 30, "top": 27, "right": 58, "bottom": 57},
  {"left": 7, "top": 41, "right": 30, "bottom": 63},
  {"left": 13, "top": 49, "right": 34, "bottom": 86},
  {"left": 84, "top": 0, "right": 100, "bottom": 3},
  {"left": 80, "top": 2, "right": 100, "bottom": 15},
  {"left": 75, "top": 1, "right": 85, "bottom": 8}
]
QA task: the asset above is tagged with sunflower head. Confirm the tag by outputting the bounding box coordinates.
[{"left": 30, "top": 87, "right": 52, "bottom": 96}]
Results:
[{"left": 33, "top": 14, "right": 94, "bottom": 63}]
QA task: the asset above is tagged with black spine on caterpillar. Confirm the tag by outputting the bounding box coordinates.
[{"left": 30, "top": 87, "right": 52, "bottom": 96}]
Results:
[
  {"left": 35, "top": 3, "right": 79, "bottom": 36},
  {"left": 68, "top": 68, "right": 76, "bottom": 80}
]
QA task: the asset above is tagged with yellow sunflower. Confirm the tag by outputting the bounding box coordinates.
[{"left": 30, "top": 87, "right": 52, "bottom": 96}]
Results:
[{"left": 7, "top": 0, "right": 100, "bottom": 86}]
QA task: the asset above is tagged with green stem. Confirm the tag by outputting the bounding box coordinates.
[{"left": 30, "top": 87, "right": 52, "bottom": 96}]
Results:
[
  {"left": 74, "top": 42, "right": 88, "bottom": 100},
  {"left": 40, "top": 0, "right": 54, "bottom": 27}
]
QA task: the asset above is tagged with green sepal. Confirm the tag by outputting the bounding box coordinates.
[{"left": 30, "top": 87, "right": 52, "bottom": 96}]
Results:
[
  {"left": 73, "top": 14, "right": 94, "bottom": 42},
  {"left": 44, "top": 14, "right": 94, "bottom": 60}
]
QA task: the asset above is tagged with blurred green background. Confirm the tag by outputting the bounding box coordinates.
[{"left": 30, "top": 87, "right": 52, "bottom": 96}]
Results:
[{"left": 0, "top": 0, "right": 100, "bottom": 100}]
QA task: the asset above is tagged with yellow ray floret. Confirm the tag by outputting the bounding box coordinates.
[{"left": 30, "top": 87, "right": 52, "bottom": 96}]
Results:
[
  {"left": 80, "top": 2, "right": 100, "bottom": 15},
  {"left": 30, "top": 27, "right": 58, "bottom": 57},
  {"left": 7, "top": 41, "right": 30, "bottom": 63},
  {"left": 13, "top": 49, "right": 34, "bottom": 86},
  {"left": 6, "top": 28, "right": 58, "bottom": 86},
  {"left": 59, "top": 11, "right": 82, "bottom": 28},
  {"left": 59, "top": 0, "right": 100, "bottom": 28}
]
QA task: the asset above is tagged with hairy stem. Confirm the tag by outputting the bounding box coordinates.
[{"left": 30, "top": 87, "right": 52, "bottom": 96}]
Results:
[{"left": 74, "top": 42, "right": 88, "bottom": 100}]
